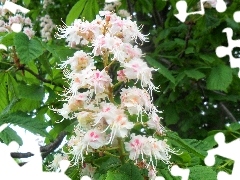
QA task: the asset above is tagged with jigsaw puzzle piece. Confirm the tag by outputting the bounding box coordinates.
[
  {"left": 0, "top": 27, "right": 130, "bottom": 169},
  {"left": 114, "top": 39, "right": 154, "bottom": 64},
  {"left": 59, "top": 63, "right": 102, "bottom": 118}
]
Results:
[
  {"left": 170, "top": 165, "right": 190, "bottom": 180},
  {"left": 174, "top": 0, "right": 227, "bottom": 22},
  {"left": 215, "top": 0, "right": 227, "bottom": 12},
  {"left": 216, "top": 28, "right": 240, "bottom": 77},
  {"left": 174, "top": 0, "right": 205, "bottom": 22},
  {"left": 233, "top": 11, "right": 240, "bottom": 23},
  {"left": 204, "top": 132, "right": 240, "bottom": 180}
]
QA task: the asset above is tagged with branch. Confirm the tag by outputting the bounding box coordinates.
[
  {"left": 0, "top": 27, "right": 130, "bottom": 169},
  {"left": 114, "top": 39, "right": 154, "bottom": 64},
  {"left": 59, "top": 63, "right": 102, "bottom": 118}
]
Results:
[
  {"left": 126, "top": 0, "right": 133, "bottom": 16},
  {"left": 219, "top": 102, "right": 237, "bottom": 123},
  {"left": 40, "top": 131, "right": 67, "bottom": 158},
  {"left": 10, "top": 152, "right": 34, "bottom": 158},
  {"left": 10, "top": 131, "right": 67, "bottom": 159}
]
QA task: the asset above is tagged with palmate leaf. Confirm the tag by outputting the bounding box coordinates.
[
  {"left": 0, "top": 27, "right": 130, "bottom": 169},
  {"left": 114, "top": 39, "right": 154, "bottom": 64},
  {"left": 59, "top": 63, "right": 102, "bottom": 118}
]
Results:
[
  {"left": 105, "top": 171, "right": 129, "bottom": 180},
  {"left": 206, "top": 64, "right": 233, "bottom": 92},
  {"left": 66, "top": 0, "right": 99, "bottom": 25},
  {"left": 0, "top": 126, "right": 23, "bottom": 146},
  {"left": 117, "top": 163, "right": 144, "bottom": 180},
  {"left": 18, "top": 84, "right": 45, "bottom": 101},
  {"left": 184, "top": 69, "right": 205, "bottom": 80},
  {"left": 0, "top": 72, "right": 19, "bottom": 112},
  {"left": 189, "top": 165, "right": 217, "bottom": 180},
  {"left": 146, "top": 56, "right": 175, "bottom": 84},
  {"left": 66, "top": 0, "right": 87, "bottom": 25},
  {"left": 14, "top": 33, "right": 44, "bottom": 64},
  {"left": 0, "top": 112, "right": 49, "bottom": 137}
]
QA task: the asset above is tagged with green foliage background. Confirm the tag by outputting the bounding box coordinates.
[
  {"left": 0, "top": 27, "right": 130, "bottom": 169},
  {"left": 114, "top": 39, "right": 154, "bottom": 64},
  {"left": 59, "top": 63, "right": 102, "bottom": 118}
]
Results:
[{"left": 1, "top": 0, "right": 240, "bottom": 179}]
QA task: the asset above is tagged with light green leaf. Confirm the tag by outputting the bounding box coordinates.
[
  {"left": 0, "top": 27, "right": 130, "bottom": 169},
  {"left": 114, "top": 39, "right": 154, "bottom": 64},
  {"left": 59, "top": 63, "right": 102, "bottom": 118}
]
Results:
[
  {"left": 0, "top": 32, "right": 16, "bottom": 46},
  {"left": 206, "top": 64, "right": 232, "bottom": 92},
  {"left": 105, "top": 171, "right": 129, "bottom": 180},
  {"left": 146, "top": 56, "right": 175, "bottom": 84},
  {"left": 0, "top": 127, "right": 23, "bottom": 146},
  {"left": 184, "top": 69, "right": 205, "bottom": 80},
  {"left": 14, "top": 33, "right": 43, "bottom": 63},
  {"left": 23, "top": 0, "right": 31, "bottom": 6},
  {"left": 0, "top": 112, "right": 49, "bottom": 137},
  {"left": 82, "top": 0, "right": 99, "bottom": 21},
  {"left": 66, "top": 0, "right": 87, "bottom": 25},
  {"left": 0, "top": 72, "right": 19, "bottom": 112}
]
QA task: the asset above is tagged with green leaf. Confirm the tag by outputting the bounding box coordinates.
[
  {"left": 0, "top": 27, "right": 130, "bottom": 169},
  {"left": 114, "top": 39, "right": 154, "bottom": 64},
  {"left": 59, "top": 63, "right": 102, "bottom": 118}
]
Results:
[
  {"left": 44, "top": 44, "right": 76, "bottom": 61},
  {"left": 164, "top": 105, "right": 179, "bottom": 125},
  {"left": 66, "top": 0, "right": 87, "bottom": 25},
  {"left": 184, "top": 69, "right": 205, "bottom": 80},
  {"left": 189, "top": 165, "right": 217, "bottom": 180},
  {"left": 0, "top": 112, "right": 49, "bottom": 137},
  {"left": 105, "top": 170, "right": 129, "bottom": 180},
  {"left": 0, "top": 126, "right": 23, "bottom": 145},
  {"left": 98, "top": 157, "right": 121, "bottom": 174},
  {"left": 0, "top": 32, "right": 16, "bottom": 46},
  {"left": 146, "top": 56, "right": 175, "bottom": 84},
  {"left": 206, "top": 64, "right": 233, "bottom": 92},
  {"left": 117, "top": 163, "right": 144, "bottom": 180},
  {"left": 14, "top": 33, "right": 43, "bottom": 63},
  {"left": 199, "top": 54, "right": 216, "bottom": 63},
  {"left": 18, "top": 84, "right": 45, "bottom": 101},
  {"left": 39, "top": 57, "right": 52, "bottom": 77},
  {"left": 185, "top": 47, "right": 195, "bottom": 54},
  {"left": 82, "top": 0, "right": 99, "bottom": 21},
  {"left": 166, "top": 131, "right": 205, "bottom": 159},
  {"left": 23, "top": 0, "right": 31, "bottom": 6},
  {"left": 0, "top": 72, "right": 19, "bottom": 112}
]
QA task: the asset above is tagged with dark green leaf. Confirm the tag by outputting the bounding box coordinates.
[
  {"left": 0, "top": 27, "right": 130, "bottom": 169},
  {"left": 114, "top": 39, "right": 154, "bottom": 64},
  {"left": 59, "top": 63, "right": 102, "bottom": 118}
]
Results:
[
  {"left": 189, "top": 165, "right": 217, "bottom": 180},
  {"left": 18, "top": 84, "right": 45, "bottom": 101},
  {"left": 14, "top": 33, "right": 43, "bottom": 63},
  {"left": 98, "top": 157, "right": 121, "bottom": 174},
  {"left": 184, "top": 69, "right": 205, "bottom": 80},
  {"left": 0, "top": 112, "right": 49, "bottom": 137},
  {"left": 146, "top": 56, "right": 175, "bottom": 84},
  {"left": 117, "top": 163, "right": 144, "bottom": 180},
  {"left": 206, "top": 64, "right": 233, "bottom": 92},
  {"left": 0, "top": 126, "right": 23, "bottom": 145}
]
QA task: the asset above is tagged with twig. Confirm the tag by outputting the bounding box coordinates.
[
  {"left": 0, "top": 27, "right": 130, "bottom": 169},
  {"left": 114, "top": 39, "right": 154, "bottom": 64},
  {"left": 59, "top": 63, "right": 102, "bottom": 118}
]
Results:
[
  {"left": 10, "top": 131, "right": 67, "bottom": 159},
  {"left": 219, "top": 102, "right": 238, "bottom": 123},
  {"left": 10, "top": 152, "right": 34, "bottom": 158},
  {"left": 126, "top": 0, "right": 133, "bottom": 16},
  {"left": 41, "top": 131, "right": 67, "bottom": 158},
  {"left": 23, "top": 67, "right": 62, "bottom": 88}
]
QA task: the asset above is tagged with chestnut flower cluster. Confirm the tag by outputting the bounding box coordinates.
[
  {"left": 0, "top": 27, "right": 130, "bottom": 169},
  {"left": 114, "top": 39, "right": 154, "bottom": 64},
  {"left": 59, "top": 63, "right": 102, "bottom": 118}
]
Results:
[
  {"left": 56, "top": 11, "right": 176, "bottom": 178},
  {"left": 39, "top": 14, "right": 56, "bottom": 41},
  {"left": 0, "top": 5, "right": 34, "bottom": 38}
]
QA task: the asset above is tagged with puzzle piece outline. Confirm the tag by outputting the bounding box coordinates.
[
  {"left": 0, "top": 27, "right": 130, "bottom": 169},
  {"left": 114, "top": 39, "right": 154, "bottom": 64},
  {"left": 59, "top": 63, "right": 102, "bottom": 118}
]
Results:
[
  {"left": 204, "top": 132, "right": 240, "bottom": 180},
  {"left": 174, "top": 0, "right": 227, "bottom": 22}
]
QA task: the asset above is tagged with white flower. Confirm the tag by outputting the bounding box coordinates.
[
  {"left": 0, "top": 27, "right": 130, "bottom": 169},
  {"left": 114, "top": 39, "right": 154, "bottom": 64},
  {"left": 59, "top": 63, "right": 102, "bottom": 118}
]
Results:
[
  {"left": 120, "top": 86, "right": 152, "bottom": 117},
  {"left": 123, "top": 58, "right": 157, "bottom": 90},
  {"left": 124, "top": 134, "right": 149, "bottom": 160},
  {"left": 61, "top": 50, "right": 94, "bottom": 72},
  {"left": 147, "top": 112, "right": 165, "bottom": 135},
  {"left": 48, "top": 153, "right": 68, "bottom": 171}
]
